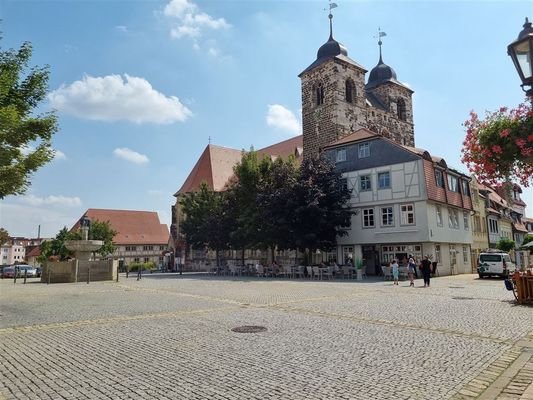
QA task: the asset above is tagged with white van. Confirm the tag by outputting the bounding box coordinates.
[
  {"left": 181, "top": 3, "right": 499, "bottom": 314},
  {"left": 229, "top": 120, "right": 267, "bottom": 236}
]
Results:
[{"left": 477, "top": 252, "right": 515, "bottom": 278}]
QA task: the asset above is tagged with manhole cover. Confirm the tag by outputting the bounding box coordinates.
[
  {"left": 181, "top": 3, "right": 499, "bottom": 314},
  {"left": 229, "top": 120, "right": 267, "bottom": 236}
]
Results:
[
  {"left": 231, "top": 325, "right": 267, "bottom": 333},
  {"left": 448, "top": 286, "right": 465, "bottom": 289},
  {"left": 452, "top": 296, "right": 474, "bottom": 300}
]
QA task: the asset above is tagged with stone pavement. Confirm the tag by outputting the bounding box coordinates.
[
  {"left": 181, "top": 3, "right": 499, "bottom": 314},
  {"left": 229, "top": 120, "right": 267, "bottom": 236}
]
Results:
[{"left": 0, "top": 274, "right": 531, "bottom": 400}]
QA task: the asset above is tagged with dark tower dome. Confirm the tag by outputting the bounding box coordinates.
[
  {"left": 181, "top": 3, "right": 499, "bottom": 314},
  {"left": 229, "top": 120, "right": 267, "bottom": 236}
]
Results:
[
  {"left": 316, "top": 9, "right": 348, "bottom": 60},
  {"left": 317, "top": 36, "right": 348, "bottom": 59},
  {"left": 366, "top": 35, "right": 398, "bottom": 87},
  {"left": 368, "top": 59, "right": 397, "bottom": 85}
]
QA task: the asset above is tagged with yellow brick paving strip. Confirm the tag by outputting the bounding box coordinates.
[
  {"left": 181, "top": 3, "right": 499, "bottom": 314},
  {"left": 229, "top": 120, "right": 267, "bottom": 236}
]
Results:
[
  {"left": 0, "top": 306, "right": 239, "bottom": 336},
  {"left": 450, "top": 333, "right": 533, "bottom": 400}
]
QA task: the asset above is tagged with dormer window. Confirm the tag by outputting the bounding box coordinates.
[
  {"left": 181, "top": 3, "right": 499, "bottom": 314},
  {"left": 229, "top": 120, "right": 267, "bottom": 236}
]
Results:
[
  {"left": 336, "top": 149, "right": 346, "bottom": 162},
  {"left": 345, "top": 79, "right": 355, "bottom": 103}
]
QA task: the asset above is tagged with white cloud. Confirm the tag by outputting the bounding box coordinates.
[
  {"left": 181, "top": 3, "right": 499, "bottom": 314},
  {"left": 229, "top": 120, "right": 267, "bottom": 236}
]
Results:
[
  {"left": 115, "top": 25, "right": 128, "bottom": 33},
  {"left": 113, "top": 148, "right": 149, "bottom": 164},
  {"left": 49, "top": 74, "right": 192, "bottom": 124},
  {"left": 266, "top": 104, "right": 301, "bottom": 135},
  {"left": 20, "top": 145, "right": 66, "bottom": 161},
  {"left": 54, "top": 149, "right": 67, "bottom": 160},
  {"left": 164, "top": 0, "right": 230, "bottom": 39},
  {"left": 0, "top": 202, "right": 82, "bottom": 238},
  {"left": 18, "top": 194, "right": 82, "bottom": 208}
]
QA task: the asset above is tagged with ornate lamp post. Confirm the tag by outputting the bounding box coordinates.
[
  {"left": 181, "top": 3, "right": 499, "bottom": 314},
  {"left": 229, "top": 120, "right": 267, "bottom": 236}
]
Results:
[{"left": 508, "top": 18, "right": 533, "bottom": 98}]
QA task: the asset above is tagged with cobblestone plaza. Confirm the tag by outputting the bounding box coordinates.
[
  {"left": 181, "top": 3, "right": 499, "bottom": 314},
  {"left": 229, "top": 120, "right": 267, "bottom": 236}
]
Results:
[{"left": 0, "top": 275, "right": 532, "bottom": 400}]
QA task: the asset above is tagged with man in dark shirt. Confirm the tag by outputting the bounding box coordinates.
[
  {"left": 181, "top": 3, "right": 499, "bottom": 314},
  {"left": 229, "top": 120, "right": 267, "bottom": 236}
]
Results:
[{"left": 420, "top": 255, "right": 432, "bottom": 288}]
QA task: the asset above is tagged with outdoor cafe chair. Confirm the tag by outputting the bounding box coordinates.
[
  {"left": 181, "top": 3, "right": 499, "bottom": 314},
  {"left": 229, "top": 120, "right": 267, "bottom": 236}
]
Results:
[
  {"left": 312, "top": 266, "right": 321, "bottom": 280},
  {"left": 255, "top": 264, "right": 265, "bottom": 277},
  {"left": 381, "top": 266, "right": 392, "bottom": 280},
  {"left": 321, "top": 266, "right": 333, "bottom": 280},
  {"left": 306, "top": 266, "right": 313, "bottom": 279}
]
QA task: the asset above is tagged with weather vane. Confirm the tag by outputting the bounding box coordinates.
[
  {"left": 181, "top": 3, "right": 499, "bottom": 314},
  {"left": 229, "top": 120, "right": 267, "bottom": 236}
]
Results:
[
  {"left": 374, "top": 27, "right": 387, "bottom": 61},
  {"left": 325, "top": 0, "right": 338, "bottom": 38}
]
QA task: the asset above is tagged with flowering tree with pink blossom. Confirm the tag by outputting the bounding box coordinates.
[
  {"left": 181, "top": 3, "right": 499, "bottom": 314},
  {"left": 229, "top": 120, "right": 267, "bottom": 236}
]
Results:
[{"left": 461, "top": 101, "right": 533, "bottom": 187}]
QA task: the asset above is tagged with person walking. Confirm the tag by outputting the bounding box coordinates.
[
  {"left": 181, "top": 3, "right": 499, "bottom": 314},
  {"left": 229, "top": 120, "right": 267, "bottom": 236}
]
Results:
[
  {"left": 409, "top": 255, "right": 418, "bottom": 279},
  {"left": 408, "top": 257, "right": 416, "bottom": 287},
  {"left": 420, "top": 255, "right": 432, "bottom": 288},
  {"left": 391, "top": 259, "right": 399, "bottom": 285}
]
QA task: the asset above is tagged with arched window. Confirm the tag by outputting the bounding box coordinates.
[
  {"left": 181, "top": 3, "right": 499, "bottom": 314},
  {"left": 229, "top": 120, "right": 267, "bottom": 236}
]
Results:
[
  {"left": 315, "top": 83, "right": 324, "bottom": 106},
  {"left": 345, "top": 79, "right": 355, "bottom": 103},
  {"left": 397, "top": 98, "right": 407, "bottom": 121}
]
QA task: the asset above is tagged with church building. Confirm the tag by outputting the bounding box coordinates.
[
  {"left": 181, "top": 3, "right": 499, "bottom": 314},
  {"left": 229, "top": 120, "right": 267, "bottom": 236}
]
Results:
[{"left": 171, "top": 12, "right": 475, "bottom": 275}]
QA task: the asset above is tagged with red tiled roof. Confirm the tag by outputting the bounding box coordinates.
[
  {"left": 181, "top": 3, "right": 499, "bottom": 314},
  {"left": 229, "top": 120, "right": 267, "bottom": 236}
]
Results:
[
  {"left": 257, "top": 135, "right": 303, "bottom": 159},
  {"left": 73, "top": 209, "right": 169, "bottom": 245},
  {"left": 26, "top": 247, "right": 40, "bottom": 257},
  {"left": 324, "top": 128, "right": 377, "bottom": 148},
  {"left": 176, "top": 136, "right": 303, "bottom": 196},
  {"left": 176, "top": 145, "right": 243, "bottom": 195},
  {"left": 513, "top": 222, "right": 528, "bottom": 233}
]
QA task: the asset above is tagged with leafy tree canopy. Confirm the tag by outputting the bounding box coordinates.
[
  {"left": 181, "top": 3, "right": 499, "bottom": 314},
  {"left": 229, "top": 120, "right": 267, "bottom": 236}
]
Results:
[
  {"left": 0, "top": 227, "right": 9, "bottom": 245},
  {"left": 289, "top": 155, "right": 353, "bottom": 253},
  {"left": 496, "top": 237, "right": 515, "bottom": 253},
  {"left": 180, "top": 182, "right": 232, "bottom": 264},
  {"left": 0, "top": 38, "right": 58, "bottom": 199}
]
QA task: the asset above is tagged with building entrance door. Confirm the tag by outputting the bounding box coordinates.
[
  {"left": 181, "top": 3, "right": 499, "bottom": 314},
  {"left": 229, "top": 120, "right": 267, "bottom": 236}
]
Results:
[{"left": 362, "top": 246, "right": 378, "bottom": 275}]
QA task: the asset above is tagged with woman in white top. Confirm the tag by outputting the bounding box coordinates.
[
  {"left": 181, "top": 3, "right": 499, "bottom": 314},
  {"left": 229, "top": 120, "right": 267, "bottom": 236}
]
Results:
[{"left": 391, "top": 259, "right": 399, "bottom": 285}]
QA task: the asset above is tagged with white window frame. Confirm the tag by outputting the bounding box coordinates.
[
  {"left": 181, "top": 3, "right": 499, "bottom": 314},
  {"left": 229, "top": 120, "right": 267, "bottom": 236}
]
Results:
[
  {"left": 362, "top": 208, "right": 375, "bottom": 228},
  {"left": 462, "top": 245, "right": 468, "bottom": 263},
  {"left": 447, "top": 175, "right": 459, "bottom": 192},
  {"left": 358, "top": 143, "right": 370, "bottom": 158},
  {"left": 336, "top": 149, "right": 346, "bottom": 162},
  {"left": 436, "top": 206, "right": 443, "bottom": 227},
  {"left": 448, "top": 208, "right": 459, "bottom": 229},
  {"left": 435, "top": 169, "right": 444, "bottom": 188},
  {"left": 378, "top": 172, "right": 390, "bottom": 189},
  {"left": 360, "top": 175, "right": 371, "bottom": 191},
  {"left": 400, "top": 204, "right": 415, "bottom": 225},
  {"left": 381, "top": 206, "right": 394, "bottom": 227}
]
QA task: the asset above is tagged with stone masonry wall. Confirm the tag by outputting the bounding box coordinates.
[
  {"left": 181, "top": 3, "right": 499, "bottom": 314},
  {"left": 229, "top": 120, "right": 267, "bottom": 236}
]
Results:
[{"left": 301, "top": 58, "right": 415, "bottom": 157}]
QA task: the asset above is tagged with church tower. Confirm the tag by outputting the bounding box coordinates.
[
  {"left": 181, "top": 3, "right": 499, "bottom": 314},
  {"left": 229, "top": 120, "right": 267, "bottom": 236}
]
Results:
[
  {"left": 365, "top": 33, "right": 414, "bottom": 146},
  {"left": 299, "top": 11, "right": 368, "bottom": 157},
  {"left": 300, "top": 13, "right": 415, "bottom": 157}
]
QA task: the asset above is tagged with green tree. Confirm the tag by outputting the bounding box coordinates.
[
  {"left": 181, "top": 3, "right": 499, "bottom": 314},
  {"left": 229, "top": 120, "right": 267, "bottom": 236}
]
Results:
[
  {"left": 496, "top": 237, "right": 515, "bottom": 253},
  {"left": 180, "top": 182, "right": 232, "bottom": 266},
  {"left": 40, "top": 227, "right": 75, "bottom": 261},
  {"left": 0, "top": 227, "right": 9, "bottom": 245},
  {"left": 0, "top": 39, "right": 58, "bottom": 198},
  {"left": 227, "top": 150, "right": 263, "bottom": 262},
  {"left": 289, "top": 155, "right": 353, "bottom": 258},
  {"left": 256, "top": 155, "right": 299, "bottom": 258},
  {"left": 87, "top": 220, "right": 117, "bottom": 257}
]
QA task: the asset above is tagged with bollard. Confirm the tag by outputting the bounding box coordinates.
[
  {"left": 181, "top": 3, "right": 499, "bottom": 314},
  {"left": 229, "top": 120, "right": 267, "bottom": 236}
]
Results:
[
  {"left": 24, "top": 269, "right": 27, "bottom": 284},
  {"left": 13, "top": 267, "right": 17, "bottom": 284},
  {"left": 87, "top": 265, "right": 90, "bottom": 284}
]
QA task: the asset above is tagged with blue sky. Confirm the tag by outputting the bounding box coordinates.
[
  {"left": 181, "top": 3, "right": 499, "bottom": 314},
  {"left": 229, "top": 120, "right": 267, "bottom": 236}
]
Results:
[{"left": 0, "top": 0, "right": 532, "bottom": 238}]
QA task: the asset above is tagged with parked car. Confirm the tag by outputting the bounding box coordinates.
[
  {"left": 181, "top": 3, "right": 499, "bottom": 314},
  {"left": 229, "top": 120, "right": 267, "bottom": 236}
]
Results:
[
  {"left": 477, "top": 251, "right": 515, "bottom": 278},
  {"left": 2, "top": 267, "right": 16, "bottom": 279},
  {"left": 15, "top": 265, "right": 38, "bottom": 278}
]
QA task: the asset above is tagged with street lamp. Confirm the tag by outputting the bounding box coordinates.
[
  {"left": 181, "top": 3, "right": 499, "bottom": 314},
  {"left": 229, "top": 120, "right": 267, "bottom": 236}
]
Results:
[{"left": 508, "top": 18, "right": 533, "bottom": 97}]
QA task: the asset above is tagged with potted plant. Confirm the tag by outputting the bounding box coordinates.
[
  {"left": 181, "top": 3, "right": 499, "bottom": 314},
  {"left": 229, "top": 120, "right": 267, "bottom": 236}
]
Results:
[{"left": 355, "top": 258, "right": 364, "bottom": 281}]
